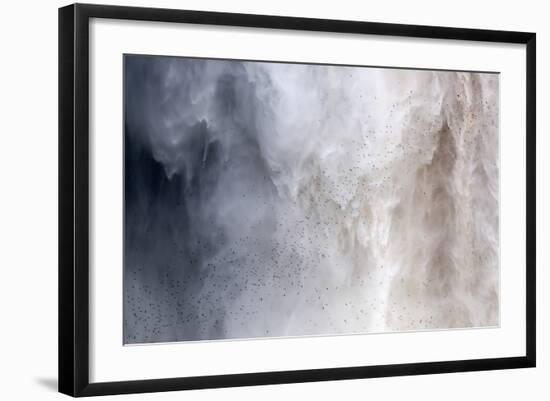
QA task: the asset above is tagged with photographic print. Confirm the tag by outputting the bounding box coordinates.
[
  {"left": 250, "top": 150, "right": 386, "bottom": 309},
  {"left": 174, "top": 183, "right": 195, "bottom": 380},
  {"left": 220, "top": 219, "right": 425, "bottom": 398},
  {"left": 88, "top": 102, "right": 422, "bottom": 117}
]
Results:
[{"left": 123, "top": 54, "right": 499, "bottom": 344}]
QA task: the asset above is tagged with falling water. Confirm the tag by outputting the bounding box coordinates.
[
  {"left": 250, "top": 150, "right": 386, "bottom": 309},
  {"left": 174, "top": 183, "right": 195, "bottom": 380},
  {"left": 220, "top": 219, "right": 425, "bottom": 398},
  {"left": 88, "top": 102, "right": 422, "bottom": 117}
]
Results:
[{"left": 123, "top": 55, "right": 499, "bottom": 343}]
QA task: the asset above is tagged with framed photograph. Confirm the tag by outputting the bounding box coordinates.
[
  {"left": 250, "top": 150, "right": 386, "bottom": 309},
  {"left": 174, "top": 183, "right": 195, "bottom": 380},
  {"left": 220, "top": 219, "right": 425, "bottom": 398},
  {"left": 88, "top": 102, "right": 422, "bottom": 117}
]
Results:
[{"left": 58, "top": 3, "right": 536, "bottom": 397}]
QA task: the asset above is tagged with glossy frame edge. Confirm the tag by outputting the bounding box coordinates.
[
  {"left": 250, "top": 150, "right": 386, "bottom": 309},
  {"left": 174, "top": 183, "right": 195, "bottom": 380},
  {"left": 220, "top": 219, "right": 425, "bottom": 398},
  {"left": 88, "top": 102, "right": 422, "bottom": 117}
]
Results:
[{"left": 58, "top": 3, "right": 536, "bottom": 397}]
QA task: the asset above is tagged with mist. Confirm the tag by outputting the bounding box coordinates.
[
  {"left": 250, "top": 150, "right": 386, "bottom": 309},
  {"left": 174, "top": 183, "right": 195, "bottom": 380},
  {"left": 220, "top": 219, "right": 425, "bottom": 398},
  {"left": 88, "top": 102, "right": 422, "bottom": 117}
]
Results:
[{"left": 123, "top": 55, "right": 499, "bottom": 344}]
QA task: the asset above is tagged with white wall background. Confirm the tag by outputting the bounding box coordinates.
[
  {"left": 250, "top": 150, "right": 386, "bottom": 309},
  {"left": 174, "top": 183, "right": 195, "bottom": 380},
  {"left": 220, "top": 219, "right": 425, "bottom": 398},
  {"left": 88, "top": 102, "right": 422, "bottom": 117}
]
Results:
[{"left": 0, "top": 0, "right": 546, "bottom": 399}]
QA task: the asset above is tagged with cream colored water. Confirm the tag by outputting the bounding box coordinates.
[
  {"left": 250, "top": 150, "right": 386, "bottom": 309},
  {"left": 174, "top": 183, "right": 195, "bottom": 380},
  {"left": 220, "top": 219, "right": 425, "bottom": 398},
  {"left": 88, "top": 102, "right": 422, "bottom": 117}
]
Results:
[{"left": 205, "top": 66, "right": 499, "bottom": 338}]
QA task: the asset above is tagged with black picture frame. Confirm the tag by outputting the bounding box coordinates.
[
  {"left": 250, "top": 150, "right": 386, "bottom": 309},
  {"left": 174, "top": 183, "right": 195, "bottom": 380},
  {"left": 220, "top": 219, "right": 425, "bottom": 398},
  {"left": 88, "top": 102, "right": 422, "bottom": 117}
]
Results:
[{"left": 59, "top": 3, "right": 536, "bottom": 397}]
